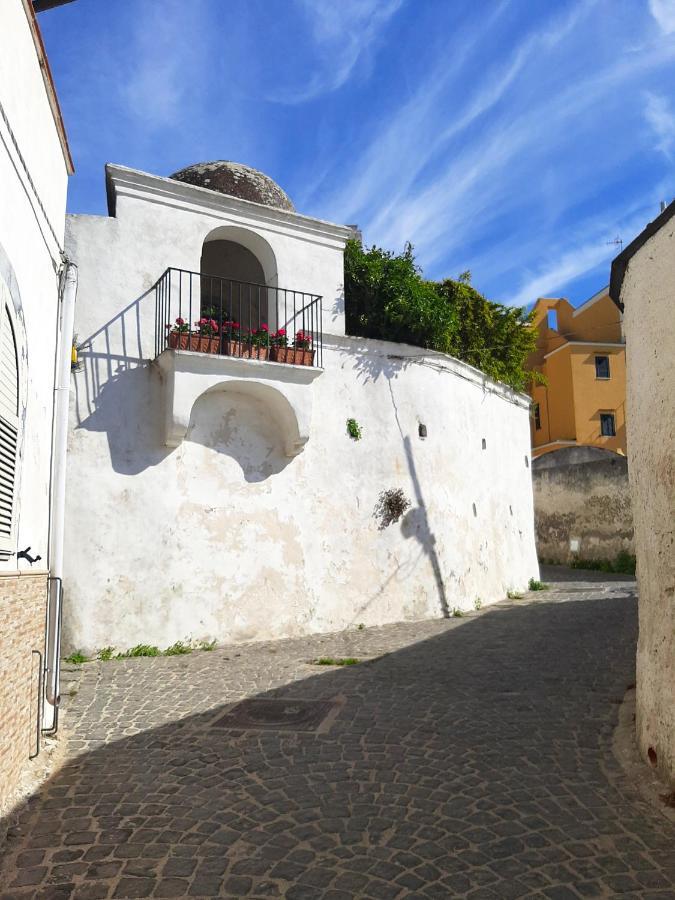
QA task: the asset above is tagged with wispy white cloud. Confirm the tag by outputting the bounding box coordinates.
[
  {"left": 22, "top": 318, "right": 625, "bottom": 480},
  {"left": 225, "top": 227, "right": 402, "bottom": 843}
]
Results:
[
  {"left": 644, "top": 91, "right": 675, "bottom": 156},
  {"left": 267, "top": 0, "right": 404, "bottom": 103},
  {"left": 649, "top": 0, "right": 675, "bottom": 34},
  {"left": 121, "top": 0, "right": 212, "bottom": 130}
]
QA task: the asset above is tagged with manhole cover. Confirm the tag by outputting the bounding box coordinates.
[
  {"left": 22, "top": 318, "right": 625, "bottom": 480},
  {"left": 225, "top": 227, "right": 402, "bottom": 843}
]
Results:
[{"left": 212, "top": 698, "right": 336, "bottom": 732}]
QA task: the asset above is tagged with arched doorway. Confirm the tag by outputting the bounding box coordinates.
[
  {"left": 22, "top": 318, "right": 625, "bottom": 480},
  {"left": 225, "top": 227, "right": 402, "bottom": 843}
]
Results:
[{"left": 200, "top": 226, "right": 277, "bottom": 333}]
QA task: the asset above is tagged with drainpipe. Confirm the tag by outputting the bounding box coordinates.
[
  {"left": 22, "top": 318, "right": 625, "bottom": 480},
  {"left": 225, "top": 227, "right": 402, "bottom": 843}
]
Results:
[{"left": 43, "top": 260, "right": 77, "bottom": 731}]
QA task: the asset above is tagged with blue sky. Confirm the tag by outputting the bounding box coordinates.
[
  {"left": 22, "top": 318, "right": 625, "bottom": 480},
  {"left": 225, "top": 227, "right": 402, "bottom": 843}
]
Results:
[{"left": 40, "top": 0, "right": 675, "bottom": 307}]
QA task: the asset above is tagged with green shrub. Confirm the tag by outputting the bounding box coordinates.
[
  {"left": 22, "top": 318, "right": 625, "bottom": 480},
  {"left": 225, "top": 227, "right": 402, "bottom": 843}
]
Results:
[
  {"left": 570, "top": 552, "right": 636, "bottom": 575},
  {"left": 344, "top": 240, "right": 540, "bottom": 391}
]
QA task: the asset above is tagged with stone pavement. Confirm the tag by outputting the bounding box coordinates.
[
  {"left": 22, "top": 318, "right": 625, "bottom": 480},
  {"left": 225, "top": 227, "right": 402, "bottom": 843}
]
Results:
[{"left": 1, "top": 567, "right": 674, "bottom": 899}]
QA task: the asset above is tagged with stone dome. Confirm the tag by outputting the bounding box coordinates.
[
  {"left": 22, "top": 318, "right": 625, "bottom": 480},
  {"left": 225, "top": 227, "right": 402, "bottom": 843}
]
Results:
[{"left": 169, "top": 161, "right": 295, "bottom": 211}]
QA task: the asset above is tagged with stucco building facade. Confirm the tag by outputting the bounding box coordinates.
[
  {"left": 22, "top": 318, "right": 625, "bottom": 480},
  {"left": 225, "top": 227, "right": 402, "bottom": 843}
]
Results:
[
  {"left": 610, "top": 201, "right": 675, "bottom": 788},
  {"left": 0, "top": 0, "right": 72, "bottom": 813},
  {"left": 62, "top": 162, "right": 540, "bottom": 653},
  {"left": 528, "top": 291, "right": 626, "bottom": 459}
]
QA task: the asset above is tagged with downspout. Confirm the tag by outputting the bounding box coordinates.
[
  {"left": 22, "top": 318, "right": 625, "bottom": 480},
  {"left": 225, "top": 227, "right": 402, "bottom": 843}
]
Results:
[{"left": 43, "top": 260, "right": 77, "bottom": 731}]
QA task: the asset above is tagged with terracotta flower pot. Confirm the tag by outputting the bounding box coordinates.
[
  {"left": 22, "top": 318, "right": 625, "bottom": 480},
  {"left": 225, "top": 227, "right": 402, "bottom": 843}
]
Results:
[
  {"left": 270, "top": 346, "right": 315, "bottom": 366},
  {"left": 167, "top": 331, "right": 190, "bottom": 350},
  {"left": 241, "top": 345, "right": 269, "bottom": 361},
  {"left": 168, "top": 332, "right": 220, "bottom": 353}
]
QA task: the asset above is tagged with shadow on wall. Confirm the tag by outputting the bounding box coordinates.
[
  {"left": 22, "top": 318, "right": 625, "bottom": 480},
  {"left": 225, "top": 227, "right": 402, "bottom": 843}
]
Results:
[
  {"left": 334, "top": 344, "right": 451, "bottom": 620},
  {"left": 72, "top": 286, "right": 175, "bottom": 475},
  {"left": 186, "top": 390, "right": 291, "bottom": 483},
  {"left": 0, "top": 592, "right": 660, "bottom": 899}
]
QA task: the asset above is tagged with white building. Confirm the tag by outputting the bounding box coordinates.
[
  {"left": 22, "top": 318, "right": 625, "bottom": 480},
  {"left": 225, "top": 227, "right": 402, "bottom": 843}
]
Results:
[
  {"left": 0, "top": 0, "right": 73, "bottom": 810},
  {"left": 63, "top": 161, "right": 539, "bottom": 653}
]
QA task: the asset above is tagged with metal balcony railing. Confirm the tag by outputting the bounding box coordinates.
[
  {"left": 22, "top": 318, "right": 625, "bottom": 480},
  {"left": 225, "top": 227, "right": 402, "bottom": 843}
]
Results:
[{"left": 153, "top": 268, "right": 323, "bottom": 368}]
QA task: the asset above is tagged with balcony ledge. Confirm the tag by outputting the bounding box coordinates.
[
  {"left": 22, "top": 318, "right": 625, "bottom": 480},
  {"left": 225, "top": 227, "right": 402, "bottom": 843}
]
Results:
[{"left": 155, "top": 349, "right": 323, "bottom": 456}]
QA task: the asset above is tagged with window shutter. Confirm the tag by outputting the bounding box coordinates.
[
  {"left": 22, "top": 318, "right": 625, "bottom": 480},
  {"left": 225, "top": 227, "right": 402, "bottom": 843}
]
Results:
[{"left": 0, "top": 301, "right": 19, "bottom": 561}]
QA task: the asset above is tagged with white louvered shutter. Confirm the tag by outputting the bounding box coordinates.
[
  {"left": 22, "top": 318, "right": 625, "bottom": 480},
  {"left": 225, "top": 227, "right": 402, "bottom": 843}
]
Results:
[{"left": 0, "top": 300, "right": 19, "bottom": 561}]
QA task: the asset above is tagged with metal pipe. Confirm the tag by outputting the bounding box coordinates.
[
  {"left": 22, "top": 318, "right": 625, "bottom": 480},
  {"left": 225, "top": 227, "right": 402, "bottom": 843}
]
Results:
[{"left": 43, "top": 261, "right": 77, "bottom": 726}]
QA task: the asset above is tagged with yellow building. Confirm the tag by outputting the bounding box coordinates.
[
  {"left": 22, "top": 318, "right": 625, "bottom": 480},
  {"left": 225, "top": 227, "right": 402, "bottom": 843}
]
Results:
[{"left": 527, "top": 288, "right": 626, "bottom": 458}]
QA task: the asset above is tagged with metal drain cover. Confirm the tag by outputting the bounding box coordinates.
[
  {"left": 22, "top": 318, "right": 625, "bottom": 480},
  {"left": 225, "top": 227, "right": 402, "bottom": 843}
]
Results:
[{"left": 212, "top": 698, "right": 336, "bottom": 732}]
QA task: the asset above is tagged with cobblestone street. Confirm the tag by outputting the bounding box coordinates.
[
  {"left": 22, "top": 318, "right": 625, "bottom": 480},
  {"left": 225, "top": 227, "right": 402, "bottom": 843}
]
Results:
[{"left": 1, "top": 568, "right": 673, "bottom": 899}]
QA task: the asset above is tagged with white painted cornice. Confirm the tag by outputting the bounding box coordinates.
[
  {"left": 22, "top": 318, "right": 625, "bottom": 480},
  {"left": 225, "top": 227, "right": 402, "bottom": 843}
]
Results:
[{"left": 105, "top": 164, "right": 354, "bottom": 248}]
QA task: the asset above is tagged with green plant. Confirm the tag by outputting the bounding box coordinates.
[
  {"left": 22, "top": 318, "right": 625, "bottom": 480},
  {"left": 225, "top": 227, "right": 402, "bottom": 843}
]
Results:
[
  {"left": 357, "top": 623, "right": 365, "bottom": 631},
  {"left": 452, "top": 608, "right": 464, "bottom": 618},
  {"left": 570, "top": 552, "right": 636, "bottom": 575},
  {"left": 373, "top": 488, "right": 411, "bottom": 530},
  {"left": 346, "top": 418, "right": 363, "bottom": 441},
  {"left": 64, "top": 651, "right": 88, "bottom": 664},
  {"left": 116, "top": 644, "right": 161, "bottom": 659},
  {"left": 314, "top": 657, "right": 360, "bottom": 666},
  {"left": 507, "top": 590, "right": 524, "bottom": 600},
  {"left": 164, "top": 641, "right": 192, "bottom": 656},
  {"left": 198, "top": 639, "right": 217, "bottom": 651},
  {"left": 528, "top": 578, "right": 548, "bottom": 591},
  {"left": 474, "top": 597, "right": 483, "bottom": 610},
  {"left": 344, "top": 239, "right": 541, "bottom": 391},
  {"left": 97, "top": 646, "right": 115, "bottom": 661}
]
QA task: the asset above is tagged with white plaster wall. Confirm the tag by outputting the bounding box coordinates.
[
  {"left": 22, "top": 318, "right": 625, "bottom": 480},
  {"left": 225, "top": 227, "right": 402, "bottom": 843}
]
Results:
[
  {"left": 620, "top": 222, "right": 675, "bottom": 788},
  {"left": 108, "top": 166, "right": 350, "bottom": 338},
  {"left": 0, "top": 0, "right": 68, "bottom": 567},
  {"left": 64, "top": 207, "right": 538, "bottom": 651}
]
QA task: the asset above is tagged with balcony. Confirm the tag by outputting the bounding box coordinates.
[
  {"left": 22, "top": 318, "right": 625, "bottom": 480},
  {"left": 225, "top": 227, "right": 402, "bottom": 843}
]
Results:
[
  {"left": 152, "top": 268, "right": 324, "bottom": 456},
  {"left": 154, "top": 268, "right": 323, "bottom": 367}
]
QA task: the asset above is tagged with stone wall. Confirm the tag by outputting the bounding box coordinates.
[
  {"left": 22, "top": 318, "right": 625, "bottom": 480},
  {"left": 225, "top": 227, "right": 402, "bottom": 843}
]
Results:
[
  {"left": 0, "top": 572, "right": 47, "bottom": 814},
  {"left": 618, "top": 216, "right": 675, "bottom": 788},
  {"left": 532, "top": 446, "right": 633, "bottom": 564}
]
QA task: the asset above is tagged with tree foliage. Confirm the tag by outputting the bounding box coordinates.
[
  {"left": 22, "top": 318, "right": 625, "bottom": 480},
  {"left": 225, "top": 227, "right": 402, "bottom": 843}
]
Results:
[{"left": 344, "top": 239, "right": 539, "bottom": 391}]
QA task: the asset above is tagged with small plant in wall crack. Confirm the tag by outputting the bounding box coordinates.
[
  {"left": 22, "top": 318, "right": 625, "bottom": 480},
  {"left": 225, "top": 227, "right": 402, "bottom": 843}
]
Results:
[
  {"left": 474, "top": 597, "right": 483, "bottom": 611},
  {"left": 451, "top": 608, "right": 464, "bottom": 618},
  {"left": 507, "top": 590, "right": 524, "bottom": 600},
  {"left": 346, "top": 418, "right": 363, "bottom": 441},
  {"left": 373, "top": 488, "right": 411, "bottom": 530}
]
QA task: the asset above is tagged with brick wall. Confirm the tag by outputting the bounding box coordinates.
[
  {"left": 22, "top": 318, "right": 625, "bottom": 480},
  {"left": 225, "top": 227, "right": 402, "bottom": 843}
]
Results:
[{"left": 0, "top": 572, "right": 47, "bottom": 813}]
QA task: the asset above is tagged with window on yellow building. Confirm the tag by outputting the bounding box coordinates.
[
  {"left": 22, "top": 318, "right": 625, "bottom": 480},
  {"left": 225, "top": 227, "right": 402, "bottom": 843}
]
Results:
[
  {"left": 534, "top": 403, "right": 541, "bottom": 430},
  {"left": 600, "top": 413, "right": 616, "bottom": 436},
  {"left": 595, "top": 355, "right": 610, "bottom": 379}
]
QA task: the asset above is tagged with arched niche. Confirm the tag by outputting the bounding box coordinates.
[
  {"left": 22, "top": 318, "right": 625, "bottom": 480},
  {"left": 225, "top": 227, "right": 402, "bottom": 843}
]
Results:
[
  {"left": 156, "top": 350, "right": 321, "bottom": 457},
  {"left": 200, "top": 226, "right": 278, "bottom": 331}
]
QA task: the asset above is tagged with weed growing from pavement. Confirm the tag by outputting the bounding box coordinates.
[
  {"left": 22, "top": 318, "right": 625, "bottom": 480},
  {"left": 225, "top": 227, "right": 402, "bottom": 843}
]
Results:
[
  {"left": 164, "top": 641, "right": 192, "bottom": 656},
  {"left": 507, "top": 590, "right": 524, "bottom": 600},
  {"left": 64, "top": 651, "right": 88, "bottom": 664},
  {"left": 528, "top": 578, "right": 549, "bottom": 591},
  {"left": 452, "top": 608, "right": 464, "bottom": 617},
  {"left": 314, "top": 657, "right": 360, "bottom": 666}
]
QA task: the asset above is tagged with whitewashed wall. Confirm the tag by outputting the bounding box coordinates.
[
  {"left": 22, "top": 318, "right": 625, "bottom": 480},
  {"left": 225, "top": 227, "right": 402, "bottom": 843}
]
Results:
[
  {"left": 63, "top": 176, "right": 538, "bottom": 651},
  {"left": 0, "top": 0, "right": 69, "bottom": 568}
]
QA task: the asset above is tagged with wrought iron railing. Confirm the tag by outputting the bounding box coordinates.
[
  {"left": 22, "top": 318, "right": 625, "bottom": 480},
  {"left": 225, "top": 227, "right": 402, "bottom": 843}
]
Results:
[{"left": 154, "top": 268, "right": 323, "bottom": 368}]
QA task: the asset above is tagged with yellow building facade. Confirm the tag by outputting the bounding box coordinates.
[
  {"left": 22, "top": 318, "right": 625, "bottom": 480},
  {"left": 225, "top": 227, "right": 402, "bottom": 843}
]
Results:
[{"left": 527, "top": 288, "right": 626, "bottom": 458}]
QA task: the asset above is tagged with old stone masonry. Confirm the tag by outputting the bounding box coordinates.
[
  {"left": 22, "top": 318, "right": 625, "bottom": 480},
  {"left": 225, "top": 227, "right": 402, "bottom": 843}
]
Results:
[{"left": 1, "top": 569, "right": 674, "bottom": 899}]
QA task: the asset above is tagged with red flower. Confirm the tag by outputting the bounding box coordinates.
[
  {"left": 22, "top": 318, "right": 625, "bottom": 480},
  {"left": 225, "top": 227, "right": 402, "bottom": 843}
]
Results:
[
  {"left": 175, "top": 317, "right": 185, "bottom": 326},
  {"left": 260, "top": 323, "right": 269, "bottom": 332}
]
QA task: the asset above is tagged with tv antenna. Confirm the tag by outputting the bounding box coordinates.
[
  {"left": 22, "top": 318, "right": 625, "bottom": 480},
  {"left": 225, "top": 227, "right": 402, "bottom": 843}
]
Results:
[{"left": 606, "top": 235, "right": 623, "bottom": 251}]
